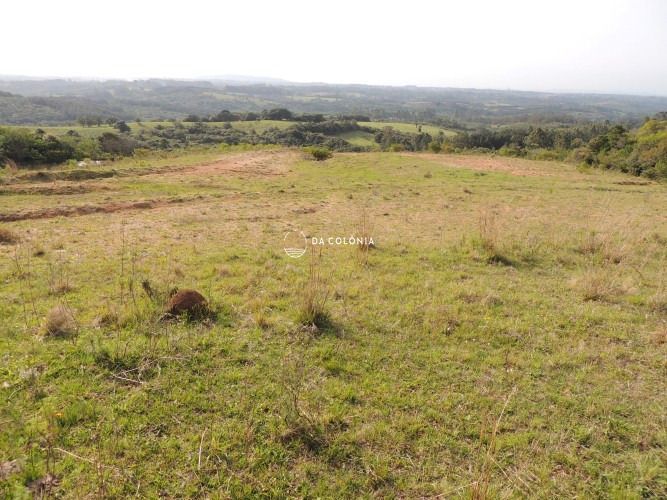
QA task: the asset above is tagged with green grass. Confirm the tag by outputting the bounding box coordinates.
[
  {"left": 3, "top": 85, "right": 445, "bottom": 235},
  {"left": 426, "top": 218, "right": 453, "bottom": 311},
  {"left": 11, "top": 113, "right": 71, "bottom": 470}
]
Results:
[
  {"left": 0, "top": 149, "right": 665, "bottom": 497},
  {"left": 336, "top": 130, "right": 378, "bottom": 148},
  {"left": 12, "top": 124, "right": 117, "bottom": 138},
  {"left": 359, "top": 121, "right": 457, "bottom": 137}
]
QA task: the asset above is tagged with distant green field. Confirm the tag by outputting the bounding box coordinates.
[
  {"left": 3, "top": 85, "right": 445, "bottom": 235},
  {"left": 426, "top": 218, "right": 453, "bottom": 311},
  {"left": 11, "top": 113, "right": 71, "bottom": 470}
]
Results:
[
  {"left": 10, "top": 120, "right": 296, "bottom": 138},
  {"left": 11, "top": 124, "right": 117, "bottom": 138},
  {"left": 360, "top": 121, "right": 456, "bottom": 137},
  {"left": 336, "top": 130, "right": 378, "bottom": 148}
]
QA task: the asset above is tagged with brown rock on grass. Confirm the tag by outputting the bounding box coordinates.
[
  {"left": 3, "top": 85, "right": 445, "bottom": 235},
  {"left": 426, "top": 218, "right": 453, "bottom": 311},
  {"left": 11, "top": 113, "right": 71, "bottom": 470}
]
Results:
[{"left": 164, "top": 289, "right": 209, "bottom": 319}]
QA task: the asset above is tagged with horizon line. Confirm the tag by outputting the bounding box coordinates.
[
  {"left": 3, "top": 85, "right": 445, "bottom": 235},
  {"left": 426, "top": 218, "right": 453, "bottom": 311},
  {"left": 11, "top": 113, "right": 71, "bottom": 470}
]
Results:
[{"left": 1, "top": 73, "right": 666, "bottom": 99}]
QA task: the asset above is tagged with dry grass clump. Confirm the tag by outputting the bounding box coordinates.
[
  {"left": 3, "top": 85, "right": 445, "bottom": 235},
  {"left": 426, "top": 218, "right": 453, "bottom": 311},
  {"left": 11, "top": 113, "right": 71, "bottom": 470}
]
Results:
[
  {"left": 0, "top": 227, "right": 18, "bottom": 245},
  {"left": 356, "top": 208, "right": 376, "bottom": 265},
  {"left": 476, "top": 209, "right": 514, "bottom": 266},
  {"left": 648, "top": 288, "right": 667, "bottom": 313},
  {"left": 478, "top": 209, "right": 499, "bottom": 253},
  {"left": 298, "top": 249, "right": 330, "bottom": 329},
  {"left": 92, "top": 307, "right": 119, "bottom": 329},
  {"left": 481, "top": 293, "right": 503, "bottom": 307},
  {"left": 570, "top": 268, "right": 625, "bottom": 302},
  {"left": 249, "top": 298, "right": 273, "bottom": 329},
  {"left": 577, "top": 230, "right": 604, "bottom": 255},
  {"left": 49, "top": 281, "right": 73, "bottom": 296},
  {"left": 576, "top": 219, "right": 638, "bottom": 264},
  {"left": 651, "top": 324, "right": 667, "bottom": 345},
  {"left": 43, "top": 305, "right": 77, "bottom": 338}
]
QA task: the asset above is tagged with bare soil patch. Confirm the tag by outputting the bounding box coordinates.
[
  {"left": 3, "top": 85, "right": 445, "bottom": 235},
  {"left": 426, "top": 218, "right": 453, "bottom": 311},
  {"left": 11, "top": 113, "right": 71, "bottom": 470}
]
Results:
[
  {"left": 160, "top": 150, "right": 295, "bottom": 180},
  {"left": 0, "top": 183, "right": 111, "bottom": 196},
  {"left": 0, "top": 195, "right": 207, "bottom": 222},
  {"left": 406, "top": 153, "right": 567, "bottom": 177}
]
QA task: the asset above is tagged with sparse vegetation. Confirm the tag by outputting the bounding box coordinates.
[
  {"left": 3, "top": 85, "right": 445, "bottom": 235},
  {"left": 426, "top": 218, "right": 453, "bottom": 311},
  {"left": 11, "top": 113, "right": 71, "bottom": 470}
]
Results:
[{"left": 0, "top": 142, "right": 665, "bottom": 498}]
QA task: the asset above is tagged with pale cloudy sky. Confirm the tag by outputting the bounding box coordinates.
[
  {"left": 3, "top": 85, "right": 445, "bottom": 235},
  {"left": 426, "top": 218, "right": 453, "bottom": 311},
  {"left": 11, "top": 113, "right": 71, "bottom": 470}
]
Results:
[{"left": 3, "top": 0, "right": 666, "bottom": 95}]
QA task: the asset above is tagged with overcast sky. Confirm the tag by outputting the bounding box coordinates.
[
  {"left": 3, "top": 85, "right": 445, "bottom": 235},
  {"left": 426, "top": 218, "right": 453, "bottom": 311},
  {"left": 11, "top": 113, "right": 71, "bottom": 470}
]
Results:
[{"left": 3, "top": 0, "right": 666, "bottom": 95}]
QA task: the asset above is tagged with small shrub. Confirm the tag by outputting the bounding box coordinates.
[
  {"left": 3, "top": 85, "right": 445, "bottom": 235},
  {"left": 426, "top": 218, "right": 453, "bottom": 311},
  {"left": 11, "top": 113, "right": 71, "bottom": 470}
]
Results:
[
  {"left": 307, "top": 147, "right": 332, "bottom": 161},
  {"left": 648, "top": 289, "right": 667, "bottom": 313},
  {"left": 0, "top": 227, "right": 18, "bottom": 245},
  {"left": 43, "top": 305, "right": 77, "bottom": 338}
]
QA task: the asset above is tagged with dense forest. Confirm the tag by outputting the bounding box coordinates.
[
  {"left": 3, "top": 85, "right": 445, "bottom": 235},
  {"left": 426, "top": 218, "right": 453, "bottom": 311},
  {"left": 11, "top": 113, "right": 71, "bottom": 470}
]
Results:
[{"left": 1, "top": 78, "right": 667, "bottom": 125}]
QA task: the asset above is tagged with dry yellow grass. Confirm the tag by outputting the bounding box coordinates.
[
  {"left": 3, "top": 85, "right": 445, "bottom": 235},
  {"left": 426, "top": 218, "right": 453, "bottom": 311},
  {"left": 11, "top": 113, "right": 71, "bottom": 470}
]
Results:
[
  {"left": 43, "top": 305, "right": 77, "bottom": 338},
  {"left": 0, "top": 227, "right": 18, "bottom": 244}
]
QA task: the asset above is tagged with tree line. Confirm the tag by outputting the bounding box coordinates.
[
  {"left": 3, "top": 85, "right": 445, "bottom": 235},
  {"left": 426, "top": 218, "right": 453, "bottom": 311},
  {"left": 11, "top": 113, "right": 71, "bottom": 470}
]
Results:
[
  {"left": 450, "top": 117, "right": 667, "bottom": 179},
  {"left": 183, "top": 108, "right": 371, "bottom": 124},
  {"left": 1, "top": 113, "right": 665, "bottom": 179}
]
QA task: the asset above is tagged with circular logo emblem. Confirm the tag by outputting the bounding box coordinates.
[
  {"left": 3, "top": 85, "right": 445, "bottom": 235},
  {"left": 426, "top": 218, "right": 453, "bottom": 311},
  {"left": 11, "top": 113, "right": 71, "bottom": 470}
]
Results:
[{"left": 283, "top": 230, "right": 307, "bottom": 258}]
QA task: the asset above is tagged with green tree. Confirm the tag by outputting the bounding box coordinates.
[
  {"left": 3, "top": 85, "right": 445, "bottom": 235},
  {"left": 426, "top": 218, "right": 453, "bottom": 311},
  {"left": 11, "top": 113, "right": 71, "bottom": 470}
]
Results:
[{"left": 115, "top": 121, "right": 131, "bottom": 134}]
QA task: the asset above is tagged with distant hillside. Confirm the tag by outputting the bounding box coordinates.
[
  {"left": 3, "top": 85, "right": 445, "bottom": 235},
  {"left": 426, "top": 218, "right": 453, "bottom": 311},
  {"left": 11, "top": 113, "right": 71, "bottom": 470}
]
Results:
[{"left": 0, "top": 78, "right": 666, "bottom": 125}]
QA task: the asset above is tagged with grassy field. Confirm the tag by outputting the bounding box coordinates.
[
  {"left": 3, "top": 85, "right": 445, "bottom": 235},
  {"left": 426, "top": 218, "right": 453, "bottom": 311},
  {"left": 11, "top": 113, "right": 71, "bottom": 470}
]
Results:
[
  {"left": 359, "top": 121, "right": 457, "bottom": 137},
  {"left": 12, "top": 120, "right": 295, "bottom": 137},
  {"left": 0, "top": 148, "right": 666, "bottom": 498}
]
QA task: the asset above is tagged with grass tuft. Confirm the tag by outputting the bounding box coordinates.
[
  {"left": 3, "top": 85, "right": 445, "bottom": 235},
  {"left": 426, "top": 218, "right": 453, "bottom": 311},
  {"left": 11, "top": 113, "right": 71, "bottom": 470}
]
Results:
[
  {"left": 571, "top": 268, "right": 625, "bottom": 302},
  {"left": 0, "top": 227, "right": 18, "bottom": 245},
  {"left": 43, "top": 305, "right": 77, "bottom": 338},
  {"left": 651, "top": 323, "right": 667, "bottom": 345},
  {"left": 298, "top": 248, "right": 330, "bottom": 329}
]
